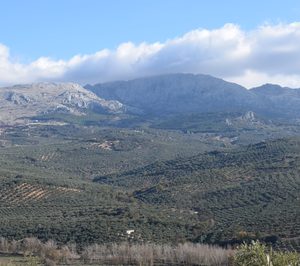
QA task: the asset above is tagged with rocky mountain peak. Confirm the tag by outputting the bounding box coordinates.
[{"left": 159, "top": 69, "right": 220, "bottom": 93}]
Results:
[{"left": 0, "top": 82, "right": 125, "bottom": 125}]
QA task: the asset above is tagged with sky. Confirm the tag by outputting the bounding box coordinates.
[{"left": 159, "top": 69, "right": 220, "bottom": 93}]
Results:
[{"left": 1, "top": 0, "right": 300, "bottom": 88}]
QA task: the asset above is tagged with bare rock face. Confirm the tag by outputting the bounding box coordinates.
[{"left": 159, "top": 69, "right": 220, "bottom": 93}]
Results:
[
  {"left": 240, "top": 111, "right": 256, "bottom": 122},
  {"left": 0, "top": 82, "right": 124, "bottom": 125},
  {"left": 58, "top": 91, "right": 89, "bottom": 108},
  {"left": 5, "top": 92, "right": 31, "bottom": 105}
]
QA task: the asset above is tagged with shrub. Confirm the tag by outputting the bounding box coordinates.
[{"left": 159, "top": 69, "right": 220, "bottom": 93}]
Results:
[
  {"left": 22, "top": 237, "right": 42, "bottom": 256},
  {"left": 234, "top": 241, "right": 267, "bottom": 266},
  {"left": 272, "top": 250, "right": 300, "bottom": 266},
  {"left": 234, "top": 241, "right": 300, "bottom": 266}
]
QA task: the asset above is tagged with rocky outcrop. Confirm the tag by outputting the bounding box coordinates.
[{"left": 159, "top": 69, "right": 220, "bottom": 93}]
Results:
[
  {"left": 240, "top": 111, "right": 256, "bottom": 122},
  {"left": 0, "top": 82, "right": 125, "bottom": 124},
  {"left": 5, "top": 92, "right": 31, "bottom": 105}
]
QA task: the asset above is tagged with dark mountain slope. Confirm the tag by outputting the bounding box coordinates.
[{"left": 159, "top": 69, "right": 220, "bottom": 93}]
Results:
[
  {"left": 251, "top": 83, "right": 300, "bottom": 118},
  {"left": 86, "top": 74, "right": 300, "bottom": 120}
]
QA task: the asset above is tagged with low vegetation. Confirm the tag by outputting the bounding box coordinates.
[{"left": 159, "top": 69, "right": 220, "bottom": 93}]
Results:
[
  {"left": 1, "top": 237, "right": 299, "bottom": 266},
  {"left": 0, "top": 237, "right": 232, "bottom": 265},
  {"left": 234, "top": 241, "right": 300, "bottom": 266}
]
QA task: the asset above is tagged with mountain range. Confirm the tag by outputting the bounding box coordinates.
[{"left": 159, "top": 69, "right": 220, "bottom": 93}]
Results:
[
  {"left": 0, "top": 73, "right": 299, "bottom": 125},
  {"left": 86, "top": 73, "right": 300, "bottom": 120}
]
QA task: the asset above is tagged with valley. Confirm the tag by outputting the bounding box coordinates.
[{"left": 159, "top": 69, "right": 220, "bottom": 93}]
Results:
[
  {"left": 2, "top": 1, "right": 300, "bottom": 263},
  {"left": 0, "top": 74, "right": 299, "bottom": 264}
]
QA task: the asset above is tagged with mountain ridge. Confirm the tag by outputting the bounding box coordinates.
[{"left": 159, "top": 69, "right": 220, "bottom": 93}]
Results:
[
  {"left": 85, "top": 73, "right": 300, "bottom": 119},
  {"left": 1, "top": 74, "right": 300, "bottom": 125},
  {"left": 85, "top": 73, "right": 264, "bottom": 115}
]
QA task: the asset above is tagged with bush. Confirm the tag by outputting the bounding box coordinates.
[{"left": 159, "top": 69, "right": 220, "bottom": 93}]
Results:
[{"left": 234, "top": 241, "right": 300, "bottom": 266}]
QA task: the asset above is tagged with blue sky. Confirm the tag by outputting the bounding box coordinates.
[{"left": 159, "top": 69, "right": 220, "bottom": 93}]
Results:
[
  {"left": 2, "top": 0, "right": 300, "bottom": 60},
  {"left": 1, "top": 0, "right": 300, "bottom": 87}
]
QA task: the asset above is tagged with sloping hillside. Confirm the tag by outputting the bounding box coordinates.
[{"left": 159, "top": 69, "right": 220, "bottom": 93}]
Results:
[{"left": 94, "top": 137, "right": 300, "bottom": 247}]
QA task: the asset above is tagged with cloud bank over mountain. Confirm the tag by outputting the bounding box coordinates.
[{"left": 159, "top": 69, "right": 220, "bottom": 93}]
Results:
[{"left": 1, "top": 23, "right": 300, "bottom": 88}]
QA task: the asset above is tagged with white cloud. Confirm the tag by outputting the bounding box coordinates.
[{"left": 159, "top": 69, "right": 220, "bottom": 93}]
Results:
[
  {"left": 1, "top": 22, "right": 300, "bottom": 88},
  {"left": 228, "top": 70, "right": 300, "bottom": 88}
]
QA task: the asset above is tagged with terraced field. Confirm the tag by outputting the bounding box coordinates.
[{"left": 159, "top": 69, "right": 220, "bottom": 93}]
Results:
[{"left": 0, "top": 181, "right": 80, "bottom": 204}]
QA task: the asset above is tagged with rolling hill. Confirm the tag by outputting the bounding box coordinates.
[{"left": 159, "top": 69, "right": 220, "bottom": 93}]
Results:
[
  {"left": 94, "top": 137, "right": 300, "bottom": 249},
  {"left": 2, "top": 132, "right": 299, "bottom": 249}
]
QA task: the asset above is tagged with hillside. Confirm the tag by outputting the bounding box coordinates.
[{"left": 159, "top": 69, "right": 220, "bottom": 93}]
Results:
[
  {"left": 94, "top": 137, "right": 300, "bottom": 248},
  {"left": 2, "top": 123, "right": 300, "bottom": 249},
  {"left": 0, "top": 123, "right": 227, "bottom": 246}
]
